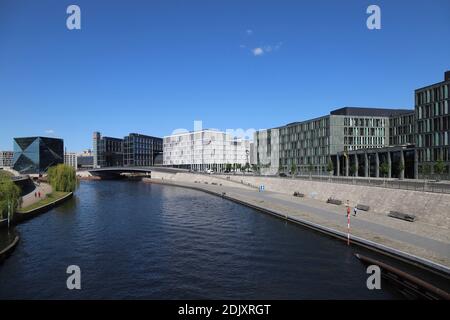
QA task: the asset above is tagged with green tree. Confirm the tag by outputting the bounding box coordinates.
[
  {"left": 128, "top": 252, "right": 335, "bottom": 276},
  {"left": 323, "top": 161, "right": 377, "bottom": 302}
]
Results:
[
  {"left": 290, "top": 163, "right": 297, "bottom": 176},
  {"left": 379, "top": 162, "right": 389, "bottom": 178},
  {"left": 226, "top": 163, "right": 232, "bottom": 172},
  {"left": 434, "top": 159, "right": 446, "bottom": 177},
  {"left": 0, "top": 174, "right": 21, "bottom": 220},
  {"left": 47, "top": 164, "right": 78, "bottom": 192}
]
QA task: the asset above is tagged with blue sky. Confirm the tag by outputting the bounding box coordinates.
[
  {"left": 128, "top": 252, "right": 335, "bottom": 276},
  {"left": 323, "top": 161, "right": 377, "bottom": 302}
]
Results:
[{"left": 0, "top": 0, "right": 449, "bottom": 151}]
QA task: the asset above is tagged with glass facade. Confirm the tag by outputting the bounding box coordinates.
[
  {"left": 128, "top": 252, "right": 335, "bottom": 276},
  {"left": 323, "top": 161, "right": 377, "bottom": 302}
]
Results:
[
  {"left": 97, "top": 136, "right": 124, "bottom": 167},
  {"left": 12, "top": 137, "right": 64, "bottom": 174},
  {"left": 93, "top": 132, "right": 163, "bottom": 168},
  {"left": 254, "top": 107, "right": 411, "bottom": 174},
  {"left": 124, "top": 133, "right": 163, "bottom": 167},
  {"left": 415, "top": 75, "right": 450, "bottom": 169},
  {"left": 389, "top": 112, "right": 415, "bottom": 146}
]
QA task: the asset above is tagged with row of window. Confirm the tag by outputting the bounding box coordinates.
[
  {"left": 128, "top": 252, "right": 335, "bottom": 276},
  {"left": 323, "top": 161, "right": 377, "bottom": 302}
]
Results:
[
  {"left": 417, "top": 100, "right": 449, "bottom": 119},
  {"left": 417, "top": 147, "right": 450, "bottom": 162},
  {"left": 416, "top": 84, "right": 449, "bottom": 105},
  {"left": 417, "top": 116, "right": 450, "bottom": 133},
  {"left": 343, "top": 117, "right": 387, "bottom": 127},
  {"left": 416, "top": 131, "right": 450, "bottom": 148}
]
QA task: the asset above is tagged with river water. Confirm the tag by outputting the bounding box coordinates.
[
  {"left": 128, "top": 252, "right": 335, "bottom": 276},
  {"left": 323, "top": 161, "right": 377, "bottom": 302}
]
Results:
[{"left": 0, "top": 180, "right": 400, "bottom": 299}]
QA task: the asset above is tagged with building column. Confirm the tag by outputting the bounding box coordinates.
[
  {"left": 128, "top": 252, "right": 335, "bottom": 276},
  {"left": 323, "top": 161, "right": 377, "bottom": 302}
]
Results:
[
  {"left": 345, "top": 154, "right": 349, "bottom": 177},
  {"left": 375, "top": 152, "right": 379, "bottom": 178},
  {"left": 400, "top": 150, "right": 405, "bottom": 180},
  {"left": 414, "top": 149, "right": 419, "bottom": 179},
  {"left": 364, "top": 152, "right": 369, "bottom": 177},
  {"left": 387, "top": 152, "right": 392, "bottom": 178},
  {"left": 354, "top": 154, "right": 359, "bottom": 177},
  {"left": 336, "top": 155, "right": 340, "bottom": 177}
]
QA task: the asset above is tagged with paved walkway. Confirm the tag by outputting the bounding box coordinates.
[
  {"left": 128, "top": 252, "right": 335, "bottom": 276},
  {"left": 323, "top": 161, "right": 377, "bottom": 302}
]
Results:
[
  {"left": 21, "top": 182, "right": 52, "bottom": 209},
  {"left": 149, "top": 178, "right": 450, "bottom": 268}
]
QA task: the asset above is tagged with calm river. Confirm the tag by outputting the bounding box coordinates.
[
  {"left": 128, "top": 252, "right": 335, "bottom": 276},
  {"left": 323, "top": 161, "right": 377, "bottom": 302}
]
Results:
[{"left": 0, "top": 180, "right": 401, "bottom": 299}]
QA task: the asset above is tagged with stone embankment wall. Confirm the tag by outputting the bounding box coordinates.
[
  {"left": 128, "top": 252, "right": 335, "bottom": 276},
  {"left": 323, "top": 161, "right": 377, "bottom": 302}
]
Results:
[{"left": 149, "top": 172, "right": 450, "bottom": 229}]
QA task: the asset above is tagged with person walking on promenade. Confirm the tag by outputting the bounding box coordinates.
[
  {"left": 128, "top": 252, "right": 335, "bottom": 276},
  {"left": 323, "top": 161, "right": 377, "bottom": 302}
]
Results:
[
  {"left": 38, "top": 191, "right": 41, "bottom": 198},
  {"left": 346, "top": 206, "right": 350, "bottom": 217},
  {"left": 353, "top": 207, "right": 357, "bottom": 217}
]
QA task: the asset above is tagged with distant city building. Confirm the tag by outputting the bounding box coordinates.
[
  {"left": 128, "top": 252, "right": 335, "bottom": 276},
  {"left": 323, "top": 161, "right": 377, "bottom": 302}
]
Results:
[
  {"left": 0, "top": 151, "right": 13, "bottom": 168},
  {"left": 77, "top": 155, "right": 94, "bottom": 169},
  {"left": 12, "top": 137, "right": 64, "bottom": 174},
  {"left": 123, "top": 133, "right": 163, "bottom": 167},
  {"left": 64, "top": 151, "right": 78, "bottom": 169},
  {"left": 93, "top": 132, "right": 124, "bottom": 168},
  {"left": 163, "top": 129, "right": 250, "bottom": 171},
  {"left": 79, "top": 149, "right": 92, "bottom": 156},
  {"left": 415, "top": 71, "right": 450, "bottom": 172},
  {"left": 76, "top": 149, "right": 94, "bottom": 169},
  {"left": 93, "top": 131, "right": 163, "bottom": 168}
]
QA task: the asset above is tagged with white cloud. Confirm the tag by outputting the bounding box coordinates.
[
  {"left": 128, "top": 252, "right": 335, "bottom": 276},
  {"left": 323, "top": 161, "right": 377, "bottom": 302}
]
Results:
[
  {"left": 252, "top": 47, "right": 264, "bottom": 56},
  {"left": 45, "top": 129, "right": 55, "bottom": 135},
  {"left": 246, "top": 29, "right": 253, "bottom": 36}
]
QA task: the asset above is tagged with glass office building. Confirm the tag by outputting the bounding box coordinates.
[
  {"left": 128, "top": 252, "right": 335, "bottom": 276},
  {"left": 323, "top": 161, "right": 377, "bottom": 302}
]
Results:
[
  {"left": 123, "top": 133, "right": 163, "bottom": 167},
  {"left": 12, "top": 137, "right": 64, "bottom": 174},
  {"left": 93, "top": 131, "right": 163, "bottom": 168}
]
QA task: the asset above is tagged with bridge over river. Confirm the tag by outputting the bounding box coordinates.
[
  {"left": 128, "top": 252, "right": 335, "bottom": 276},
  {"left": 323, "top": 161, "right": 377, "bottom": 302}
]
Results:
[{"left": 88, "top": 166, "right": 188, "bottom": 179}]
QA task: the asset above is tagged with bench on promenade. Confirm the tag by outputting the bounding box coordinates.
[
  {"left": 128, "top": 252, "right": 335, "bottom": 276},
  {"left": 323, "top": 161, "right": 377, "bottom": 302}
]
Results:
[
  {"left": 356, "top": 204, "right": 370, "bottom": 211},
  {"left": 388, "top": 211, "right": 416, "bottom": 222},
  {"left": 293, "top": 192, "right": 304, "bottom": 198},
  {"left": 327, "top": 198, "right": 342, "bottom": 205}
]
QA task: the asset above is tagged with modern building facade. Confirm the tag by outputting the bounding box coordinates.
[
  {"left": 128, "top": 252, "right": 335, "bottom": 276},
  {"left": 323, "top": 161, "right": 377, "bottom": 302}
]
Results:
[
  {"left": 93, "top": 132, "right": 163, "bottom": 168},
  {"left": 415, "top": 71, "right": 450, "bottom": 174},
  {"left": 76, "top": 150, "right": 94, "bottom": 169},
  {"left": 93, "top": 132, "right": 124, "bottom": 168},
  {"left": 254, "top": 107, "right": 412, "bottom": 175},
  {"left": 12, "top": 137, "right": 64, "bottom": 174},
  {"left": 64, "top": 152, "right": 78, "bottom": 169},
  {"left": 163, "top": 129, "right": 250, "bottom": 171},
  {"left": 254, "top": 71, "right": 450, "bottom": 179},
  {"left": 0, "top": 151, "right": 13, "bottom": 168},
  {"left": 123, "top": 133, "right": 163, "bottom": 167}
]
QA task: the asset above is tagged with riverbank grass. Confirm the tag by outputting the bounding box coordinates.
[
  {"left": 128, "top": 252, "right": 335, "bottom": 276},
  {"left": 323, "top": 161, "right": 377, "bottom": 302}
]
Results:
[{"left": 16, "top": 191, "right": 70, "bottom": 214}]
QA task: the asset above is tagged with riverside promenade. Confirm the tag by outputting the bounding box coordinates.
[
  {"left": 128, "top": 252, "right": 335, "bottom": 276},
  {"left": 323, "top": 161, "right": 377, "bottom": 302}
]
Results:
[
  {"left": 20, "top": 182, "right": 52, "bottom": 209},
  {"left": 144, "top": 173, "right": 450, "bottom": 273}
]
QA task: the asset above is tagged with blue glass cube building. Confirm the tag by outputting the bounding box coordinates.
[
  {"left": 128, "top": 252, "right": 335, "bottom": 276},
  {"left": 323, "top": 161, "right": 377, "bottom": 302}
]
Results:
[{"left": 12, "top": 137, "right": 64, "bottom": 174}]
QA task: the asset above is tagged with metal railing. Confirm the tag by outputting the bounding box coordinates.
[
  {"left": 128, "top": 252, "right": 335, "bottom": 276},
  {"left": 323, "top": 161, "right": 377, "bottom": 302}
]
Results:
[{"left": 203, "top": 171, "right": 450, "bottom": 194}]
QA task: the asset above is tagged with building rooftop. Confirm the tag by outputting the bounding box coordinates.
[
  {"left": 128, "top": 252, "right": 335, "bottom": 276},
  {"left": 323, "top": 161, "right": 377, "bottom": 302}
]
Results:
[
  {"left": 414, "top": 71, "right": 450, "bottom": 91},
  {"left": 330, "top": 107, "right": 413, "bottom": 117}
]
